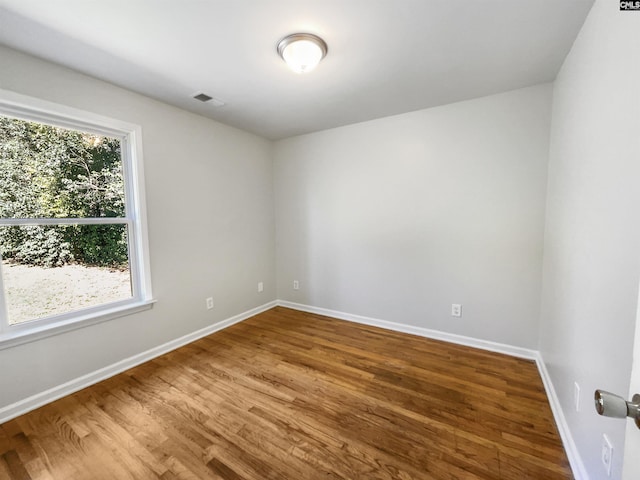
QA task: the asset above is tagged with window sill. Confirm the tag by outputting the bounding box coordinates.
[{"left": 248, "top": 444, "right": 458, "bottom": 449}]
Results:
[{"left": 0, "top": 299, "right": 156, "bottom": 351}]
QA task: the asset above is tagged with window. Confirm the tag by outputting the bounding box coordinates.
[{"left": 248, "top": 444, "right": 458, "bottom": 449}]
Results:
[{"left": 0, "top": 90, "right": 153, "bottom": 347}]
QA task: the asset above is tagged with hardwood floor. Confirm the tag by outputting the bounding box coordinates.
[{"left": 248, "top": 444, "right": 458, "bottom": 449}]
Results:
[{"left": 0, "top": 307, "right": 573, "bottom": 479}]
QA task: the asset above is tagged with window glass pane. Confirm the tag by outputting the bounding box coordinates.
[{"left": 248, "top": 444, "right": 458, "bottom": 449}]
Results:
[
  {"left": 0, "top": 116, "right": 125, "bottom": 219},
  {"left": 0, "top": 224, "right": 132, "bottom": 325}
]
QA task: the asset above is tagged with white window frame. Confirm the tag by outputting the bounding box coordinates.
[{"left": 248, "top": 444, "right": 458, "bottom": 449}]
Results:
[{"left": 0, "top": 89, "right": 154, "bottom": 350}]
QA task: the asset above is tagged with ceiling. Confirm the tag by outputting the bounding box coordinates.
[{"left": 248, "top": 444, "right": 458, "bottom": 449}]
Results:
[{"left": 0, "top": 0, "right": 594, "bottom": 140}]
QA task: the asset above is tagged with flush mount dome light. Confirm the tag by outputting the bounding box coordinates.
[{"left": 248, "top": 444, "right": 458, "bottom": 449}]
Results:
[{"left": 277, "top": 33, "right": 328, "bottom": 74}]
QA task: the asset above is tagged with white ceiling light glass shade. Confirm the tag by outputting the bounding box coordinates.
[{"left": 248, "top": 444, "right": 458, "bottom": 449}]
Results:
[{"left": 277, "top": 33, "right": 328, "bottom": 74}]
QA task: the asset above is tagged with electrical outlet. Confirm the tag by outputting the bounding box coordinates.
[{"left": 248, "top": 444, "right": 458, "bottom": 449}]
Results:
[
  {"left": 451, "top": 304, "right": 462, "bottom": 317},
  {"left": 206, "top": 297, "right": 214, "bottom": 310},
  {"left": 602, "top": 434, "right": 613, "bottom": 477},
  {"left": 293, "top": 280, "right": 299, "bottom": 290},
  {"left": 258, "top": 282, "right": 264, "bottom": 293},
  {"left": 574, "top": 382, "right": 580, "bottom": 412}
]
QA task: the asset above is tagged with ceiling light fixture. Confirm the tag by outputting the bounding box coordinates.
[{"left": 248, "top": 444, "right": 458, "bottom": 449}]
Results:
[{"left": 277, "top": 33, "right": 328, "bottom": 74}]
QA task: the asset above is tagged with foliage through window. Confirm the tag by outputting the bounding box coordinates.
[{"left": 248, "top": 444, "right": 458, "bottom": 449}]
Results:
[{"left": 0, "top": 94, "right": 151, "bottom": 337}]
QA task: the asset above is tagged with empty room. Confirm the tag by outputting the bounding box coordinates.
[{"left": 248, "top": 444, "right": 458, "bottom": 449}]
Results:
[{"left": 0, "top": 0, "right": 639, "bottom": 479}]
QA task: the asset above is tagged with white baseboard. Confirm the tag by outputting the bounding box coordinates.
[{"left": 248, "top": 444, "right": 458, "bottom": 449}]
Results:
[
  {"left": 277, "top": 300, "right": 538, "bottom": 359},
  {"left": 535, "top": 352, "right": 589, "bottom": 480},
  {"left": 0, "top": 300, "right": 277, "bottom": 424},
  {"left": 277, "top": 300, "right": 587, "bottom": 480}
]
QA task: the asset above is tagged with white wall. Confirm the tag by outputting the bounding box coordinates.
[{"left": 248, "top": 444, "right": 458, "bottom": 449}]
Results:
[
  {"left": 274, "top": 84, "right": 552, "bottom": 348},
  {"left": 0, "top": 46, "right": 276, "bottom": 409},
  {"left": 539, "top": 1, "right": 640, "bottom": 478}
]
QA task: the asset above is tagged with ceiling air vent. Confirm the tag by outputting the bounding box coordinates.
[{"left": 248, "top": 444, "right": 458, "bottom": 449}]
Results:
[
  {"left": 192, "top": 93, "right": 225, "bottom": 107},
  {"left": 193, "top": 93, "right": 213, "bottom": 102}
]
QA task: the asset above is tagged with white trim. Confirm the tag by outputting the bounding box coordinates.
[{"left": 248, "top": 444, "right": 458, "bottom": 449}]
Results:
[
  {"left": 535, "top": 352, "right": 590, "bottom": 480},
  {"left": 277, "top": 300, "right": 588, "bottom": 479},
  {"left": 0, "top": 299, "right": 156, "bottom": 351},
  {"left": 0, "top": 300, "right": 277, "bottom": 424},
  {"left": 126, "top": 125, "right": 152, "bottom": 301},
  {"left": 0, "top": 218, "right": 129, "bottom": 226},
  {"left": 0, "top": 88, "right": 140, "bottom": 137},
  {"left": 277, "top": 300, "right": 538, "bottom": 359}
]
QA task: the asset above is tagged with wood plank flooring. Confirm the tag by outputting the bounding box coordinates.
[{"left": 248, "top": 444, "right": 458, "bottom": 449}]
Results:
[{"left": 0, "top": 306, "right": 573, "bottom": 479}]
